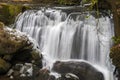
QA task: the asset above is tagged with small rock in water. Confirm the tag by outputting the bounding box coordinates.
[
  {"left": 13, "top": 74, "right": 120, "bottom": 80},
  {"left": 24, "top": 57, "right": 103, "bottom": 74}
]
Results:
[
  {"left": 10, "top": 76, "right": 14, "bottom": 79},
  {"left": 20, "top": 74, "right": 26, "bottom": 77},
  {"left": 65, "top": 73, "right": 79, "bottom": 80},
  {"left": 14, "top": 64, "right": 23, "bottom": 71},
  {"left": 7, "top": 69, "right": 14, "bottom": 77}
]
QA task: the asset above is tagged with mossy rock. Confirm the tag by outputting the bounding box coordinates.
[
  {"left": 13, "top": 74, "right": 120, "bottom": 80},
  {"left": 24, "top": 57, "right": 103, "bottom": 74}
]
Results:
[
  {"left": 0, "top": 22, "right": 4, "bottom": 27},
  {"left": 0, "top": 25, "right": 29, "bottom": 55},
  {"left": 31, "top": 49, "right": 41, "bottom": 60},
  {"left": 0, "top": 3, "right": 30, "bottom": 25},
  {"left": 110, "top": 44, "right": 120, "bottom": 68},
  {"left": 0, "top": 58, "right": 11, "bottom": 74}
]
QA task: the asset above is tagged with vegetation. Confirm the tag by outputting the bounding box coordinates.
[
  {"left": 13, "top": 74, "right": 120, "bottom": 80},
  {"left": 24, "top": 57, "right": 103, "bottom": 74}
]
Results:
[
  {"left": 112, "top": 37, "right": 120, "bottom": 45},
  {"left": 0, "top": 3, "right": 30, "bottom": 25}
]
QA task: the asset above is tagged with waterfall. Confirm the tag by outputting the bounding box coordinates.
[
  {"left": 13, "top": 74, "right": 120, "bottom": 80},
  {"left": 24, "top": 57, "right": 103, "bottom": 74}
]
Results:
[{"left": 15, "top": 8, "right": 115, "bottom": 80}]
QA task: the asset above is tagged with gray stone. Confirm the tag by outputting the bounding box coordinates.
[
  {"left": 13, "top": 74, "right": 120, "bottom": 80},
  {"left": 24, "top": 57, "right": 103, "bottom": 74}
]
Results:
[{"left": 52, "top": 61, "right": 104, "bottom": 80}]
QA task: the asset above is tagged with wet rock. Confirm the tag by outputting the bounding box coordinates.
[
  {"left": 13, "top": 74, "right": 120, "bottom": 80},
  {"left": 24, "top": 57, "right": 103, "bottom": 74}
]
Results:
[
  {"left": 53, "top": 61, "right": 104, "bottom": 80},
  {"left": 37, "top": 68, "right": 50, "bottom": 80},
  {"left": 0, "top": 58, "right": 11, "bottom": 74},
  {"left": 0, "top": 25, "right": 42, "bottom": 77},
  {"left": 48, "top": 75, "right": 56, "bottom": 80},
  {"left": 57, "top": 73, "right": 79, "bottom": 80},
  {"left": 7, "top": 63, "right": 33, "bottom": 79},
  {"left": 65, "top": 73, "right": 79, "bottom": 80}
]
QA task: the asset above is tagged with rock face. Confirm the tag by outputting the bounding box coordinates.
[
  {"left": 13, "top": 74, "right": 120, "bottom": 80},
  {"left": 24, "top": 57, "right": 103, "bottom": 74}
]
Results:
[
  {"left": 110, "top": 44, "right": 120, "bottom": 79},
  {"left": 0, "top": 23, "right": 42, "bottom": 75},
  {"left": 52, "top": 61, "right": 104, "bottom": 80}
]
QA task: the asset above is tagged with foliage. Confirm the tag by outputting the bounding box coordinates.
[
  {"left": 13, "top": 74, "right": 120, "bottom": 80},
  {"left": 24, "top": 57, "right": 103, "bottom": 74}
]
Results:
[
  {"left": 82, "top": 0, "right": 98, "bottom": 10},
  {"left": 0, "top": 4, "right": 30, "bottom": 25},
  {"left": 112, "top": 36, "right": 120, "bottom": 45}
]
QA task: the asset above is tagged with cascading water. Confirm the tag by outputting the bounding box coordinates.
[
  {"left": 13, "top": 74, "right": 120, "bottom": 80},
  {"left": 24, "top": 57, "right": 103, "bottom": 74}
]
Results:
[{"left": 15, "top": 8, "right": 115, "bottom": 80}]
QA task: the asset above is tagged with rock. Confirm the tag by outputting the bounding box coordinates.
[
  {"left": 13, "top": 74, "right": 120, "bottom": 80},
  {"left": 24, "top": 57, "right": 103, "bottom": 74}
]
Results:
[
  {"left": 31, "top": 49, "right": 43, "bottom": 67},
  {"left": 31, "top": 49, "right": 41, "bottom": 60},
  {"left": 3, "top": 55, "right": 13, "bottom": 61},
  {"left": 110, "top": 44, "right": 120, "bottom": 79},
  {"left": 0, "top": 22, "right": 4, "bottom": 27},
  {"left": 0, "top": 25, "right": 42, "bottom": 63},
  {"left": 65, "top": 73, "right": 79, "bottom": 80},
  {"left": 39, "top": 68, "right": 50, "bottom": 80},
  {"left": 0, "top": 25, "right": 42, "bottom": 76},
  {"left": 110, "top": 44, "right": 120, "bottom": 68},
  {"left": 0, "top": 58, "right": 11, "bottom": 74},
  {"left": 0, "top": 26, "right": 28, "bottom": 55},
  {"left": 57, "top": 73, "right": 79, "bottom": 80},
  {"left": 48, "top": 75, "right": 56, "bottom": 80},
  {"left": 52, "top": 61, "right": 104, "bottom": 80}
]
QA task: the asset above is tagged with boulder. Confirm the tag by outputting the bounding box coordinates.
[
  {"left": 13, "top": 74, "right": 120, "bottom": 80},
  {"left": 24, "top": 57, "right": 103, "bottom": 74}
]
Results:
[
  {"left": 0, "top": 25, "right": 28, "bottom": 55},
  {"left": 0, "top": 24, "right": 42, "bottom": 77},
  {"left": 52, "top": 61, "right": 104, "bottom": 80}
]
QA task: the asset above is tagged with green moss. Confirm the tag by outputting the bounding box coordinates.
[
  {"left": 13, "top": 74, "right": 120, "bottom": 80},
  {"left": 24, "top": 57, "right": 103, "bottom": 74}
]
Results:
[
  {"left": 112, "top": 36, "right": 120, "bottom": 45},
  {"left": 0, "top": 4, "right": 30, "bottom": 25}
]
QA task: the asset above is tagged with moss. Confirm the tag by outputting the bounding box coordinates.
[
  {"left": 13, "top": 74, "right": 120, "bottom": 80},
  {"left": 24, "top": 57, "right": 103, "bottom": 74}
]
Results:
[
  {"left": 112, "top": 36, "right": 120, "bottom": 45},
  {"left": 0, "top": 3, "right": 30, "bottom": 25}
]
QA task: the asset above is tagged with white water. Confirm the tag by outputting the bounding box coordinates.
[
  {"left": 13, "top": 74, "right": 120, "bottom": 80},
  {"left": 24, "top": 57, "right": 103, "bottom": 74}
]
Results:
[{"left": 15, "top": 8, "right": 115, "bottom": 80}]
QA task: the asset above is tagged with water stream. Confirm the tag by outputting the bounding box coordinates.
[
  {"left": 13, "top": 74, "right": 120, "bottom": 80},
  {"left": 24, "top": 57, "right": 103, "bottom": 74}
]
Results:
[{"left": 15, "top": 8, "right": 115, "bottom": 80}]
